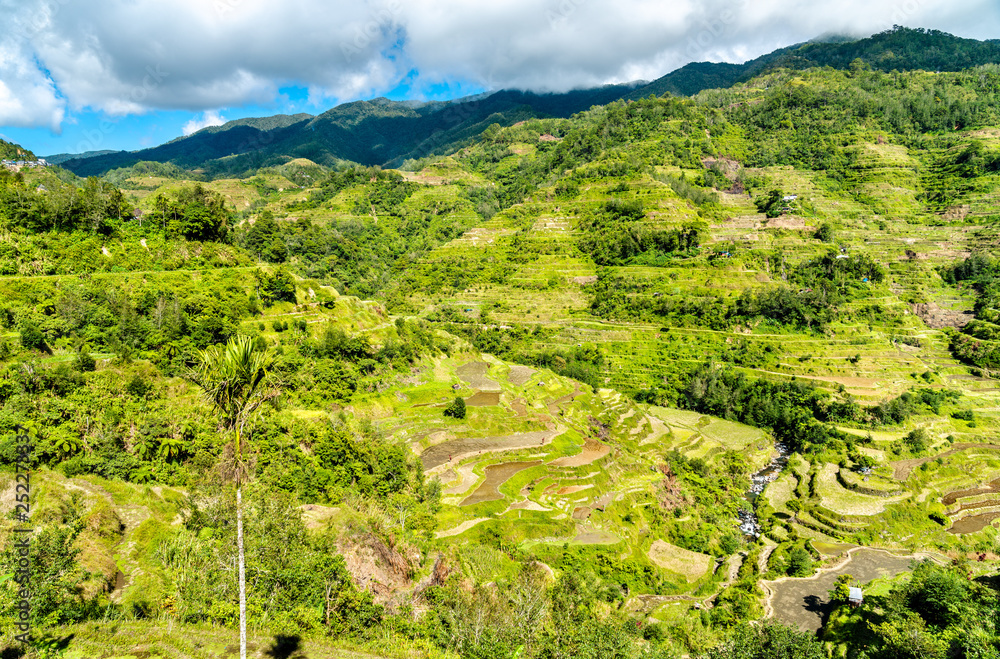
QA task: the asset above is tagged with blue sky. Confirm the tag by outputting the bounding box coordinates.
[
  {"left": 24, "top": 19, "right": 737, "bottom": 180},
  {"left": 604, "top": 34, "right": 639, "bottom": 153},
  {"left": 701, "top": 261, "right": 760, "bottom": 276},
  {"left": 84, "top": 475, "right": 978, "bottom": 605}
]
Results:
[
  {"left": 1, "top": 80, "right": 487, "bottom": 157},
  {"left": 2, "top": 0, "right": 999, "bottom": 157}
]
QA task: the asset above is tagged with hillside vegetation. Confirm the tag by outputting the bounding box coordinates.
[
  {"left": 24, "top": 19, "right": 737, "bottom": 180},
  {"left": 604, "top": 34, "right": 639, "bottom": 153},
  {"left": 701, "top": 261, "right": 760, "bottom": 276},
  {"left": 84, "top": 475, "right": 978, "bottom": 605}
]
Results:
[{"left": 7, "top": 36, "right": 1000, "bottom": 658}]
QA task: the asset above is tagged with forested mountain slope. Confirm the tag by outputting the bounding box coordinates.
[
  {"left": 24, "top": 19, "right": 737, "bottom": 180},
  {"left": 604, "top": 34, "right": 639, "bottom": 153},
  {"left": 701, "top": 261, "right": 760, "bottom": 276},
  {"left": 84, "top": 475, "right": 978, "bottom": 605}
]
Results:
[
  {"left": 58, "top": 27, "right": 1000, "bottom": 180},
  {"left": 6, "top": 58, "right": 1000, "bottom": 658}
]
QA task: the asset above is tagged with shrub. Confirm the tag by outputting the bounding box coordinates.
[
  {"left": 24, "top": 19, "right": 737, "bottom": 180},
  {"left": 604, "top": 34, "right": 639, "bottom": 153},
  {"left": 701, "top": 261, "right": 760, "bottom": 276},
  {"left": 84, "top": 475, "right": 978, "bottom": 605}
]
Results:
[
  {"left": 19, "top": 319, "right": 49, "bottom": 353},
  {"left": 787, "top": 547, "right": 813, "bottom": 577},
  {"left": 903, "top": 428, "right": 930, "bottom": 454},
  {"left": 73, "top": 351, "right": 97, "bottom": 372},
  {"left": 443, "top": 397, "right": 467, "bottom": 419}
]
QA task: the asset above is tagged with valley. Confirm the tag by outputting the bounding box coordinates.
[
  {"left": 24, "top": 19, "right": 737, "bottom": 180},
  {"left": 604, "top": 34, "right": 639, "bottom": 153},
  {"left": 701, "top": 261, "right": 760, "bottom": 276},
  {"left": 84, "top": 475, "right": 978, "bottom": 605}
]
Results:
[{"left": 4, "top": 26, "right": 1000, "bottom": 659}]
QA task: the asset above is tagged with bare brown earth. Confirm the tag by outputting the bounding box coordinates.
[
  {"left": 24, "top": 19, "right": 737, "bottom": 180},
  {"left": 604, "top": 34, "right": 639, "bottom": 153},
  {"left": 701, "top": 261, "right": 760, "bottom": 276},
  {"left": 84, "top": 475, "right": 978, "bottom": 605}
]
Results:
[
  {"left": 337, "top": 532, "right": 418, "bottom": 605},
  {"left": 465, "top": 391, "right": 501, "bottom": 406},
  {"left": 420, "top": 429, "right": 560, "bottom": 470},
  {"left": 456, "top": 361, "right": 501, "bottom": 390},
  {"left": 461, "top": 461, "right": 541, "bottom": 506},
  {"left": 912, "top": 302, "right": 973, "bottom": 329},
  {"left": 765, "top": 549, "right": 922, "bottom": 633},
  {"left": 550, "top": 438, "right": 610, "bottom": 467}
]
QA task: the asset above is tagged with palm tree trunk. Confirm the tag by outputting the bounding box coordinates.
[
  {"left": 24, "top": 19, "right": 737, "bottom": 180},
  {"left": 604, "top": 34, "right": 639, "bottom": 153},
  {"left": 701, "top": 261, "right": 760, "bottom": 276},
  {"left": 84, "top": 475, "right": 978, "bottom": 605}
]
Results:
[{"left": 237, "top": 484, "right": 247, "bottom": 659}]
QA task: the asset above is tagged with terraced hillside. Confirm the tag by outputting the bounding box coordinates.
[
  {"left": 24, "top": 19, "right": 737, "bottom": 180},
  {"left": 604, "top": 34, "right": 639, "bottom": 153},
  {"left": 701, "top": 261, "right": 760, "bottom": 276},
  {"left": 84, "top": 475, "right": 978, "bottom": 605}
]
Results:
[{"left": 9, "top": 61, "right": 1000, "bottom": 657}]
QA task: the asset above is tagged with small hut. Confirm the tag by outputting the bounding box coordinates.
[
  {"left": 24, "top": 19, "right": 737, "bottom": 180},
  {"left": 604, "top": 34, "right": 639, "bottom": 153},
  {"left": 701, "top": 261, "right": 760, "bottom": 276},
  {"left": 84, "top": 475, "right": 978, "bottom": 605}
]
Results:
[{"left": 848, "top": 587, "right": 863, "bottom": 608}]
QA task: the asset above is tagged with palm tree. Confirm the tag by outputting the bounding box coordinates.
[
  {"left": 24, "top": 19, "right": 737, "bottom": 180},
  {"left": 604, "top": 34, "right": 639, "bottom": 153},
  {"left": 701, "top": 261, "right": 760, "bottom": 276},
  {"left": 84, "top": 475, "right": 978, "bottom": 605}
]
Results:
[{"left": 186, "top": 334, "right": 279, "bottom": 659}]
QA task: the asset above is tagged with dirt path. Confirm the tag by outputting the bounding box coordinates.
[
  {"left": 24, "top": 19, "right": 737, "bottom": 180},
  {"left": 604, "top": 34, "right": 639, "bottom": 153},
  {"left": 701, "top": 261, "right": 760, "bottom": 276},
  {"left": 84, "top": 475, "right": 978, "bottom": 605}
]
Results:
[
  {"left": 758, "top": 542, "right": 777, "bottom": 574},
  {"left": 762, "top": 548, "right": 930, "bottom": 633},
  {"left": 546, "top": 385, "right": 583, "bottom": 414},
  {"left": 436, "top": 518, "right": 490, "bottom": 538},
  {"left": 893, "top": 443, "right": 1000, "bottom": 480}
]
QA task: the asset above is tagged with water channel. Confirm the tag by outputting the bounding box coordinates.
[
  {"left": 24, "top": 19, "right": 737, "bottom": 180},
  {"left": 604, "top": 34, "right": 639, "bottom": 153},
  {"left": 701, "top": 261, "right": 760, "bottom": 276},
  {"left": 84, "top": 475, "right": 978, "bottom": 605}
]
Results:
[{"left": 739, "top": 441, "right": 791, "bottom": 537}]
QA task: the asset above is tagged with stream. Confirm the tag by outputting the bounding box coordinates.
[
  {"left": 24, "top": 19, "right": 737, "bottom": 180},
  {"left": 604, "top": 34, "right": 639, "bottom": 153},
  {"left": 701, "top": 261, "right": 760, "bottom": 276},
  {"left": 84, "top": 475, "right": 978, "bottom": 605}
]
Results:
[{"left": 738, "top": 441, "right": 791, "bottom": 537}]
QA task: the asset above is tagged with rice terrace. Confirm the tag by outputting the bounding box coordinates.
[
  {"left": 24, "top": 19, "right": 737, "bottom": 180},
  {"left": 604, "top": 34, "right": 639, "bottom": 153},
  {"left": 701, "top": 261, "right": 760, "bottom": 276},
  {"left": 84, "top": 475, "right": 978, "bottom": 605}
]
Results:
[{"left": 5, "top": 17, "right": 1000, "bottom": 659}]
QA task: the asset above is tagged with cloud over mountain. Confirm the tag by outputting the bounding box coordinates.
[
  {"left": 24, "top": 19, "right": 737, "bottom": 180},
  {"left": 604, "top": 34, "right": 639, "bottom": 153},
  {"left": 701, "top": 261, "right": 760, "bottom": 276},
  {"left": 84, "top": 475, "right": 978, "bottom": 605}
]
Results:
[{"left": 1, "top": 0, "right": 998, "bottom": 132}]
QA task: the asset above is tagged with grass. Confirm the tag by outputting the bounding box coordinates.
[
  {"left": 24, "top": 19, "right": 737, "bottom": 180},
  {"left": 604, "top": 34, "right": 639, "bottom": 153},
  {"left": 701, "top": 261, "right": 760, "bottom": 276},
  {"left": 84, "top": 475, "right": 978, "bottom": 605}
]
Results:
[
  {"left": 646, "top": 540, "right": 714, "bottom": 581},
  {"left": 30, "top": 620, "right": 444, "bottom": 659}
]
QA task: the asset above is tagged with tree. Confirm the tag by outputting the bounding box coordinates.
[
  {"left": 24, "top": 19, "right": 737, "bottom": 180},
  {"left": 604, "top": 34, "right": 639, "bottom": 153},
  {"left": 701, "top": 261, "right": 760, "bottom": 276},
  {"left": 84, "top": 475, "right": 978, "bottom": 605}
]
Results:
[
  {"left": 186, "top": 335, "right": 281, "bottom": 659},
  {"left": 754, "top": 189, "right": 786, "bottom": 218},
  {"left": 902, "top": 428, "right": 930, "bottom": 454},
  {"left": 828, "top": 574, "right": 855, "bottom": 604},
  {"left": 18, "top": 318, "right": 49, "bottom": 353},
  {"left": 787, "top": 548, "right": 813, "bottom": 577},
  {"left": 246, "top": 212, "right": 287, "bottom": 262},
  {"left": 444, "top": 396, "right": 467, "bottom": 419},
  {"left": 162, "top": 184, "right": 231, "bottom": 241},
  {"left": 706, "top": 620, "right": 826, "bottom": 659},
  {"left": 814, "top": 222, "right": 835, "bottom": 242}
]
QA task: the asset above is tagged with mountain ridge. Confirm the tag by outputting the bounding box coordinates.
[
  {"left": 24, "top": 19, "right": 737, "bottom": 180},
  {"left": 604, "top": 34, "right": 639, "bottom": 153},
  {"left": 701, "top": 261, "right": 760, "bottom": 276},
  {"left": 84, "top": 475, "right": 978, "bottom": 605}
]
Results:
[{"left": 53, "top": 26, "right": 1000, "bottom": 179}]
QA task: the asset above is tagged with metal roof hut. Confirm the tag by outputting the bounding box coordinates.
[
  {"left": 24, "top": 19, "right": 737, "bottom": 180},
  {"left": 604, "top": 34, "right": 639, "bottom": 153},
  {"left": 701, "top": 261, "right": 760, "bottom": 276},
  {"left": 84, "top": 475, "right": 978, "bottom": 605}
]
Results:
[{"left": 848, "top": 587, "right": 863, "bottom": 608}]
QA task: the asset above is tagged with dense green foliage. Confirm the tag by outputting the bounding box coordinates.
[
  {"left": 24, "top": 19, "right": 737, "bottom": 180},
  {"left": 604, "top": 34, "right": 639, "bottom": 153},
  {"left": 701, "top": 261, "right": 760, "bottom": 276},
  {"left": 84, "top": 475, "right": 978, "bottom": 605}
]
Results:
[
  {"left": 9, "top": 29, "right": 1000, "bottom": 657},
  {"left": 0, "top": 169, "right": 131, "bottom": 234},
  {"left": 151, "top": 184, "right": 232, "bottom": 241},
  {"left": 579, "top": 200, "right": 705, "bottom": 265},
  {"left": 0, "top": 139, "right": 36, "bottom": 161},
  {"left": 824, "top": 561, "right": 1000, "bottom": 658},
  {"left": 941, "top": 253, "right": 1000, "bottom": 367},
  {"left": 704, "top": 620, "right": 825, "bottom": 659}
]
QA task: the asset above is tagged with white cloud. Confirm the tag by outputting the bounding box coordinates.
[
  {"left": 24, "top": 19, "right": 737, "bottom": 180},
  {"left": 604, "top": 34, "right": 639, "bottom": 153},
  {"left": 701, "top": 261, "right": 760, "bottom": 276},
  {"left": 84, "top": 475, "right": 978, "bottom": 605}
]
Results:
[
  {"left": 182, "top": 110, "right": 227, "bottom": 136},
  {"left": 0, "top": 33, "right": 64, "bottom": 131},
  {"left": 0, "top": 0, "right": 998, "bottom": 132}
]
